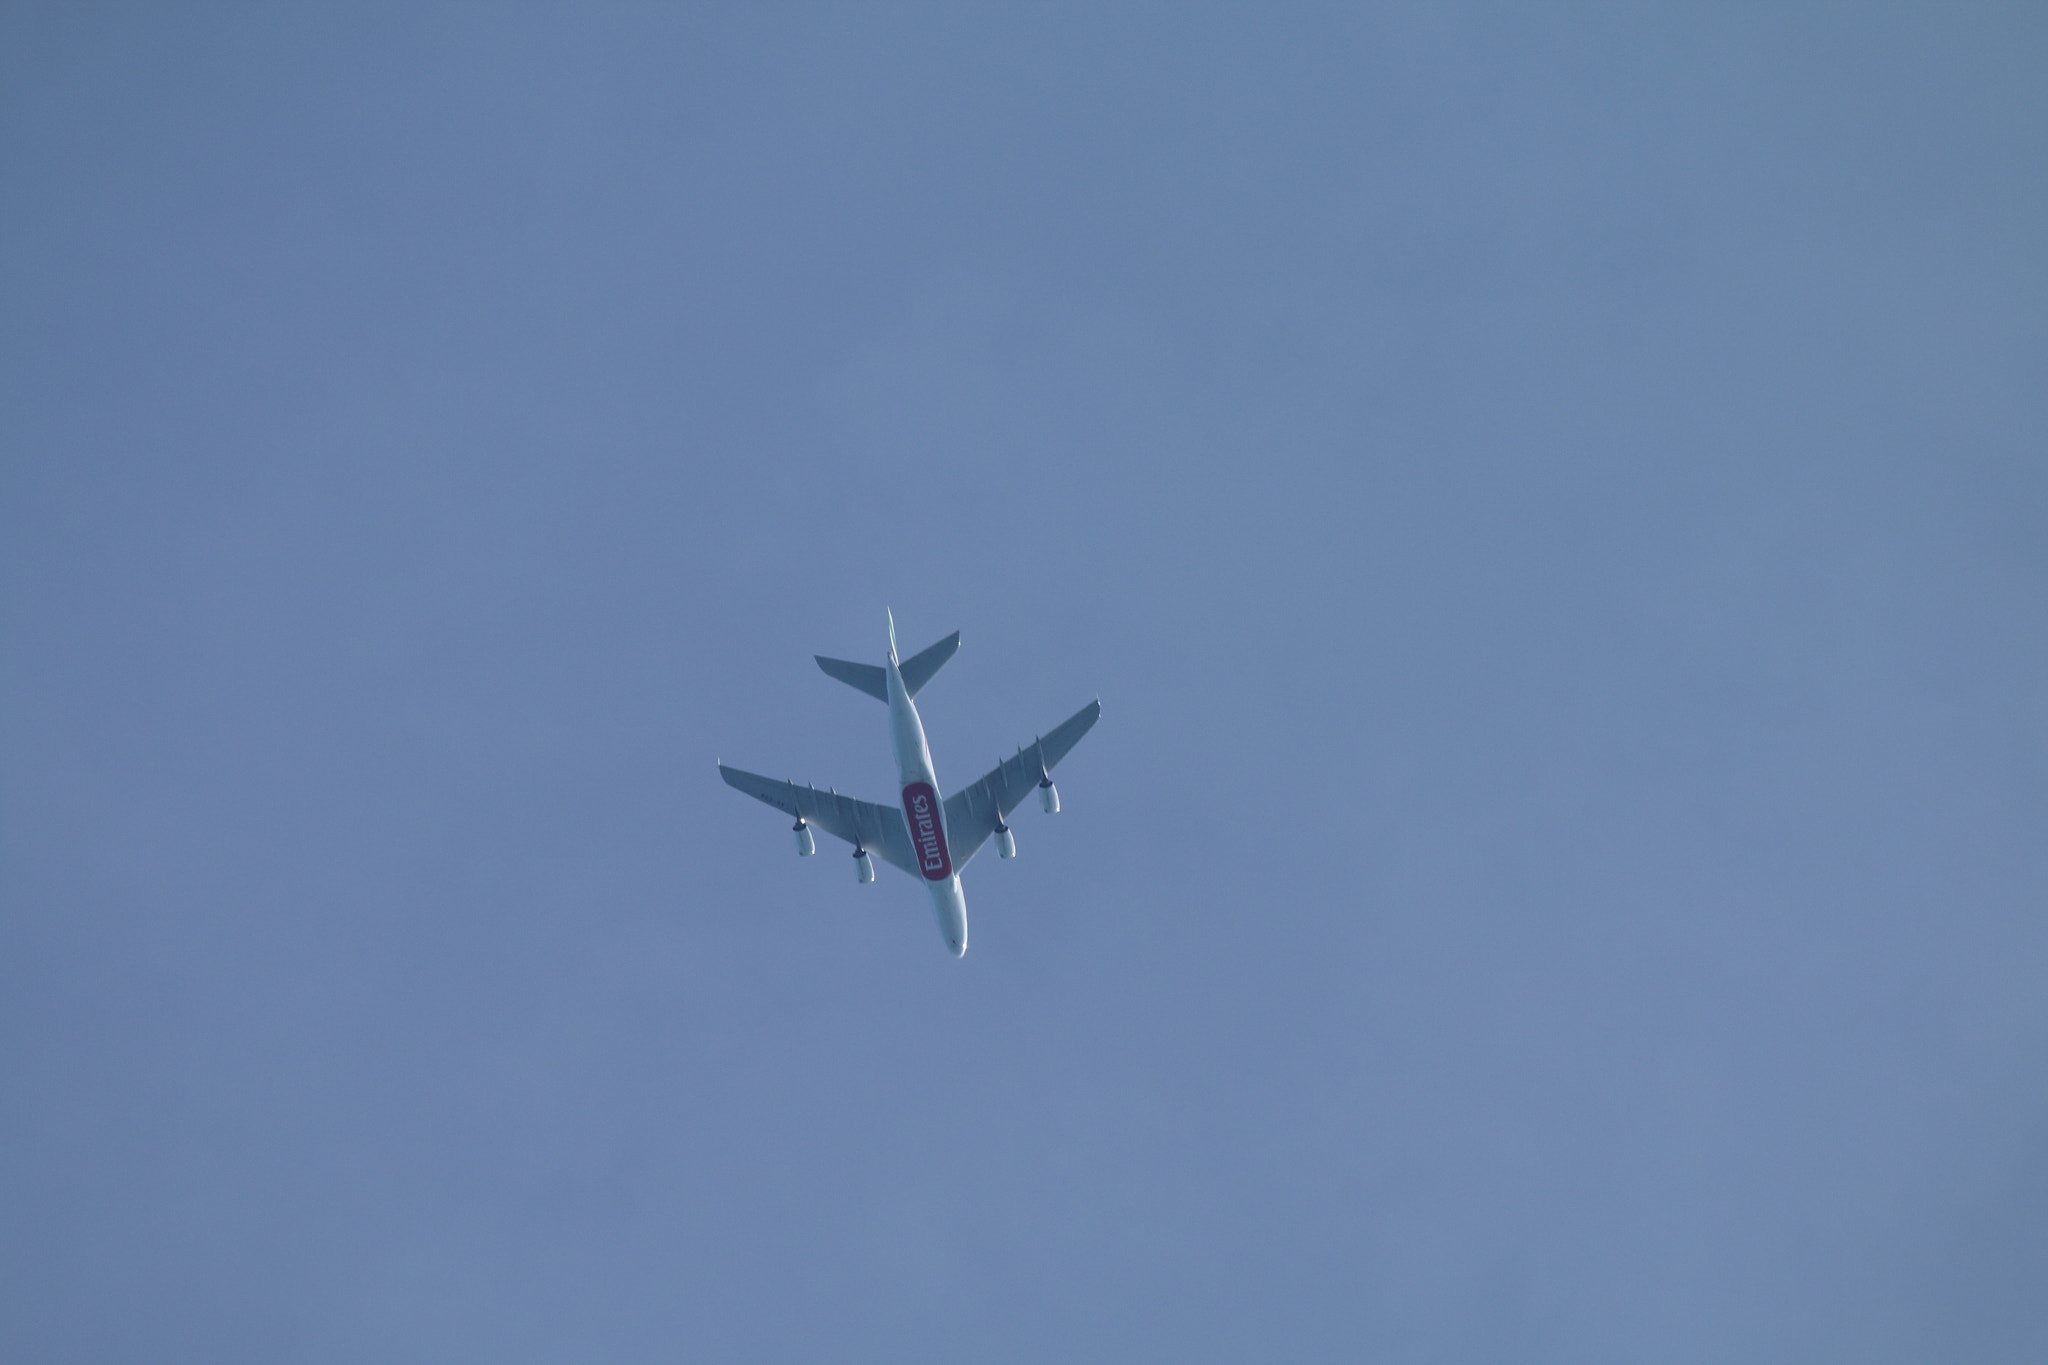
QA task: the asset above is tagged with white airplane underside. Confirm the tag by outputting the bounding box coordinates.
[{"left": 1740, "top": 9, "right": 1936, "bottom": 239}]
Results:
[{"left": 719, "top": 613, "right": 1100, "bottom": 957}]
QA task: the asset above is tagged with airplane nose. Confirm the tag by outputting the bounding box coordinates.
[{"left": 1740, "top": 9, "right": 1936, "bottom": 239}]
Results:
[{"left": 949, "top": 937, "right": 967, "bottom": 958}]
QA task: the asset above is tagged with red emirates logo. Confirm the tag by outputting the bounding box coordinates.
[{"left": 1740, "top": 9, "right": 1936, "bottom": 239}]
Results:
[{"left": 901, "top": 781, "right": 952, "bottom": 881}]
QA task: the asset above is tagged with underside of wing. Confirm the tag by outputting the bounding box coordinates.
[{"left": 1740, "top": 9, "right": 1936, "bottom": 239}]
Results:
[
  {"left": 942, "top": 699, "right": 1101, "bottom": 868},
  {"left": 718, "top": 764, "right": 918, "bottom": 875}
]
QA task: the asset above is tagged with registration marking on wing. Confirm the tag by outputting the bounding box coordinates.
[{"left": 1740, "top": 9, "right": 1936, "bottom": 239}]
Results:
[{"left": 901, "top": 781, "right": 952, "bottom": 881}]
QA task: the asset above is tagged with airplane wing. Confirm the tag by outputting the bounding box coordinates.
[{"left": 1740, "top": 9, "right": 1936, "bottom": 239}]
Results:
[
  {"left": 942, "top": 699, "right": 1101, "bottom": 868},
  {"left": 718, "top": 765, "right": 919, "bottom": 875}
]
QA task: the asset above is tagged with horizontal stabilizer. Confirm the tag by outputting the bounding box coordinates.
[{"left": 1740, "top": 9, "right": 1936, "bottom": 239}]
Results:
[
  {"left": 900, "top": 631, "right": 960, "bottom": 695},
  {"left": 816, "top": 630, "right": 960, "bottom": 701},
  {"left": 814, "top": 655, "right": 887, "bottom": 700}
]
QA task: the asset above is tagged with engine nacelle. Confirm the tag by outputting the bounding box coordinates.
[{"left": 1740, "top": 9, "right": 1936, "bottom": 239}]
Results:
[
  {"left": 997, "top": 826, "right": 1017, "bottom": 859},
  {"left": 854, "top": 849, "right": 875, "bottom": 883},
  {"left": 793, "top": 819, "right": 815, "bottom": 856},
  {"left": 1038, "top": 779, "right": 1060, "bottom": 814}
]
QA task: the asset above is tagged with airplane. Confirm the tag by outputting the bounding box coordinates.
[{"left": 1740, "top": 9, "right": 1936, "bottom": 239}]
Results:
[{"left": 718, "top": 612, "right": 1100, "bottom": 958}]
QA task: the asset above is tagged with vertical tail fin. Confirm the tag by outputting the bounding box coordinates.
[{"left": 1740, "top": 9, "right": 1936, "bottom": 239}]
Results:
[{"left": 887, "top": 608, "right": 899, "bottom": 664}]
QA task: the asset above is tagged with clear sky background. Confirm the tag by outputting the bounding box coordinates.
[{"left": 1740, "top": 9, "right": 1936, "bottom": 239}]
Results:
[{"left": 3, "top": 4, "right": 2044, "bottom": 1361}]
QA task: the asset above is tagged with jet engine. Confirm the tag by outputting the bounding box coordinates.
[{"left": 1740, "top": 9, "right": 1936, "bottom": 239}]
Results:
[
  {"left": 854, "top": 848, "right": 875, "bottom": 883},
  {"left": 996, "top": 823, "right": 1017, "bottom": 859},
  {"left": 1038, "top": 778, "right": 1060, "bottom": 814},
  {"left": 793, "top": 819, "right": 815, "bottom": 856}
]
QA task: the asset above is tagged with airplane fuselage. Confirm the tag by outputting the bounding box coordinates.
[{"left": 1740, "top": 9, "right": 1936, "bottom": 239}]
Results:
[{"left": 886, "top": 637, "right": 968, "bottom": 956}]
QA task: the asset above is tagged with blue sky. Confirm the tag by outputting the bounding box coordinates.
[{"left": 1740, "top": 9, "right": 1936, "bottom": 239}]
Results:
[{"left": 3, "top": 4, "right": 2044, "bottom": 1360}]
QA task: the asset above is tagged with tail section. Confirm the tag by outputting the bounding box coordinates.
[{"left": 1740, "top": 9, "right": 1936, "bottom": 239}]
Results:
[{"left": 815, "top": 629, "right": 961, "bottom": 702}]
